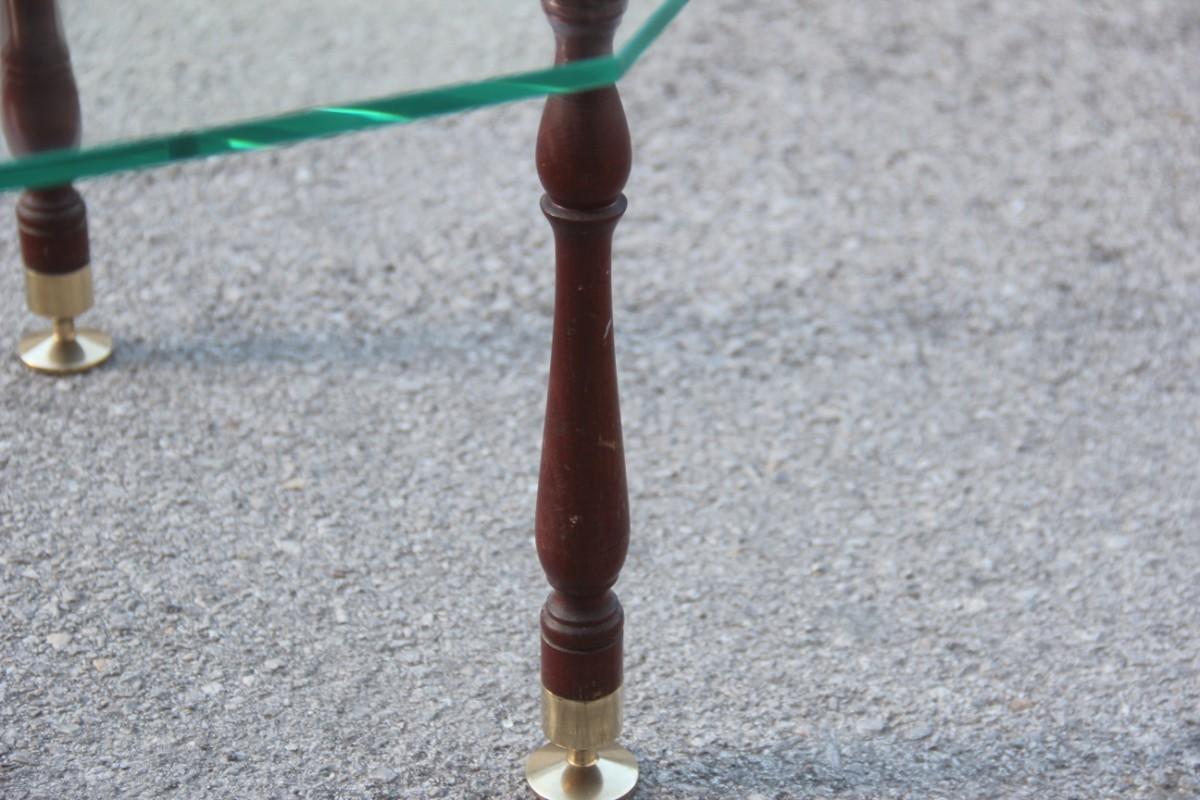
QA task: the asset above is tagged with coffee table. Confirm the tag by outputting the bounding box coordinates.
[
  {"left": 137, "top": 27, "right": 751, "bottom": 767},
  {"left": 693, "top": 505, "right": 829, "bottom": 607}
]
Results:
[{"left": 0, "top": 1, "right": 687, "bottom": 797}]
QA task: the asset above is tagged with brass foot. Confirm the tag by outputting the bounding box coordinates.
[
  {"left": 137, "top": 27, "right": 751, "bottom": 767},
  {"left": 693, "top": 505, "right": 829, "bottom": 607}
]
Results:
[
  {"left": 18, "top": 318, "right": 112, "bottom": 374},
  {"left": 18, "top": 266, "right": 112, "bottom": 374},
  {"left": 528, "top": 687, "right": 636, "bottom": 799},
  {"left": 525, "top": 743, "right": 638, "bottom": 800}
]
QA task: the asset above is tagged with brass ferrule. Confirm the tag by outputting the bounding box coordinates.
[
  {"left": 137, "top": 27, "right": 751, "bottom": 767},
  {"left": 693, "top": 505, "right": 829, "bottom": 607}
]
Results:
[
  {"left": 541, "top": 686, "right": 623, "bottom": 751},
  {"left": 25, "top": 265, "right": 94, "bottom": 320}
]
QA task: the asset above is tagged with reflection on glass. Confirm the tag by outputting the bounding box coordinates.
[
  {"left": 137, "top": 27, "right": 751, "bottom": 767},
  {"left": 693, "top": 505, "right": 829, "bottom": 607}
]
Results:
[{"left": 0, "top": 0, "right": 687, "bottom": 189}]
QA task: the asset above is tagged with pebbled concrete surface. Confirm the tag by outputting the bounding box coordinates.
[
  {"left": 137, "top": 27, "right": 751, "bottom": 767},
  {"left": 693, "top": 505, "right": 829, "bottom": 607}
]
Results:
[{"left": 2, "top": 1, "right": 1199, "bottom": 798}]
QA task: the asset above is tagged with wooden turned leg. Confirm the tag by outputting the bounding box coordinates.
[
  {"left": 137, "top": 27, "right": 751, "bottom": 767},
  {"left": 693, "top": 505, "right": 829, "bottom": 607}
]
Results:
[
  {"left": 2, "top": 0, "right": 111, "bottom": 374},
  {"left": 524, "top": 2, "right": 636, "bottom": 799}
]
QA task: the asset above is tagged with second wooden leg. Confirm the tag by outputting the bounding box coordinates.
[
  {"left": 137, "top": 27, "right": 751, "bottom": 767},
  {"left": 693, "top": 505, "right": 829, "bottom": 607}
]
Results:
[
  {"left": 525, "top": 2, "right": 637, "bottom": 799},
  {"left": 2, "top": 0, "right": 111, "bottom": 374}
]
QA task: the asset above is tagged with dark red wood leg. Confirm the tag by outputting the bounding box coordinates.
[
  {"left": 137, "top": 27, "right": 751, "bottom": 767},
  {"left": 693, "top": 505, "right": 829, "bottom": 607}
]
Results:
[
  {"left": 524, "top": 2, "right": 636, "bottom": 798},
  {"left": 2, "top": 0, "right": 110, "bottom": 374}
]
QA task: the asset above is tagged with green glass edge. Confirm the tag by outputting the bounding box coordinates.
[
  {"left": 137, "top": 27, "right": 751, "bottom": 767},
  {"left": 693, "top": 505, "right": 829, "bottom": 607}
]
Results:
[
  {"left": 0, "top": 0, "right": 687, "bottom": 192},
  {"left": 618, "top": 0, "right": 688, "bottom": 72}
]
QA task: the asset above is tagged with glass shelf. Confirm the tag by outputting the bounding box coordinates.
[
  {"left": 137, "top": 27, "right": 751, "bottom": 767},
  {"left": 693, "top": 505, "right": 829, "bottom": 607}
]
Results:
[{"left": 0, "top": 0, "right": 686, "bottom": 191}]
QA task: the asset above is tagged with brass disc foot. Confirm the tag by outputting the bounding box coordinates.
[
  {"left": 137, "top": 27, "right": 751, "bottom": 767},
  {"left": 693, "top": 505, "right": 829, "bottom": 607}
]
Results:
[
  {"left": 19, "top": 267, "right": 112, "bottom": 374},
  {"left": 18, "top": 320, "right": 112, "bottom": 374},
  {"left": 525, "top": 743, "right": 638, "bottom": 800}
]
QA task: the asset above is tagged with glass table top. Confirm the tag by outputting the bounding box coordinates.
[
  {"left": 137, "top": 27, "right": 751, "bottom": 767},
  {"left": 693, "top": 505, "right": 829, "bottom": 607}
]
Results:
[{"left": 0, "top": 0, "right": 686, "bottom": 191}]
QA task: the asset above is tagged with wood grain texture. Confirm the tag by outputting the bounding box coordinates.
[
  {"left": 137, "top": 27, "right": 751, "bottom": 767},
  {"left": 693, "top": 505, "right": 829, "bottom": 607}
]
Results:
[
  {"left": 1, "top": 0, "right": 89, "bottom": 275},
  {"left": 535, "top": 0, "right": 633, "bottom": 702}
]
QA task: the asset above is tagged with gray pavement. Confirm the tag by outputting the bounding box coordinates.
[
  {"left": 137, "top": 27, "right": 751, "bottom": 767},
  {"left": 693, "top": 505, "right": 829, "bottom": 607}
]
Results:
[{"left": 2, "top": 1, "right": 1199, "bottom": 798}]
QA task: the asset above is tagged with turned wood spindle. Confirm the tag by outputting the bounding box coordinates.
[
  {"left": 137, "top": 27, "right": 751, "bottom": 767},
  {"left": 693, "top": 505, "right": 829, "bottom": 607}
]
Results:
[
  {"left": 525, "top": 2, "right": 638, "bottom": 798},
  {"left": 2, "top": 0, "right": 111, "bottom": 373}
]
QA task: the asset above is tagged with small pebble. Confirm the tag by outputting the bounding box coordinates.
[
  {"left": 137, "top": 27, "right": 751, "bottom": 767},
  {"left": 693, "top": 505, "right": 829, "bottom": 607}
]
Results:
[
  {"left": 46, "top": 632, "right": 72, "bottom": 651},
  {"left": 908, "top": 724, "right": 934, "bottom": 740},
  {"left": 856, "top": 716, "right": 888, "bottom": 735},
  {"left": 370, "top": 767, "right": 398, "bottom": 783}
]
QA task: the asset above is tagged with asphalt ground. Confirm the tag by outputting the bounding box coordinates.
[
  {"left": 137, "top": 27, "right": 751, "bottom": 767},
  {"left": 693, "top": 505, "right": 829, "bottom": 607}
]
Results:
[{"left": 2, "top": 2, "right": 1199, "bottom": 797}]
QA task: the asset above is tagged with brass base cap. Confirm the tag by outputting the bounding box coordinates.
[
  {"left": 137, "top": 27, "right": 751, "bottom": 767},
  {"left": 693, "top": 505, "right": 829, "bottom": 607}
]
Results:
[
  {"left": 542, "top": 686, "right": 624, "bottom": 751},
  {"left": 19, "top": 327, "right": 112, "bottom": 374},
  {"left": 25, "top": 266, "right": 95, "bottom": 319},
  {"left": 525, "top": 743, "right": 638, "bottom": 800}
]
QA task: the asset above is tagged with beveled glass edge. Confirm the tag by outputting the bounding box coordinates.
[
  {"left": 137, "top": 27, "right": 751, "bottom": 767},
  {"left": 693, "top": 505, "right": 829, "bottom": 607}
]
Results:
[
  {"left": 0, "top": 0, "right": 687, "bottom": 191},
  {"left": 619, "top": 0, "right": 687, "bottom": 71}
]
